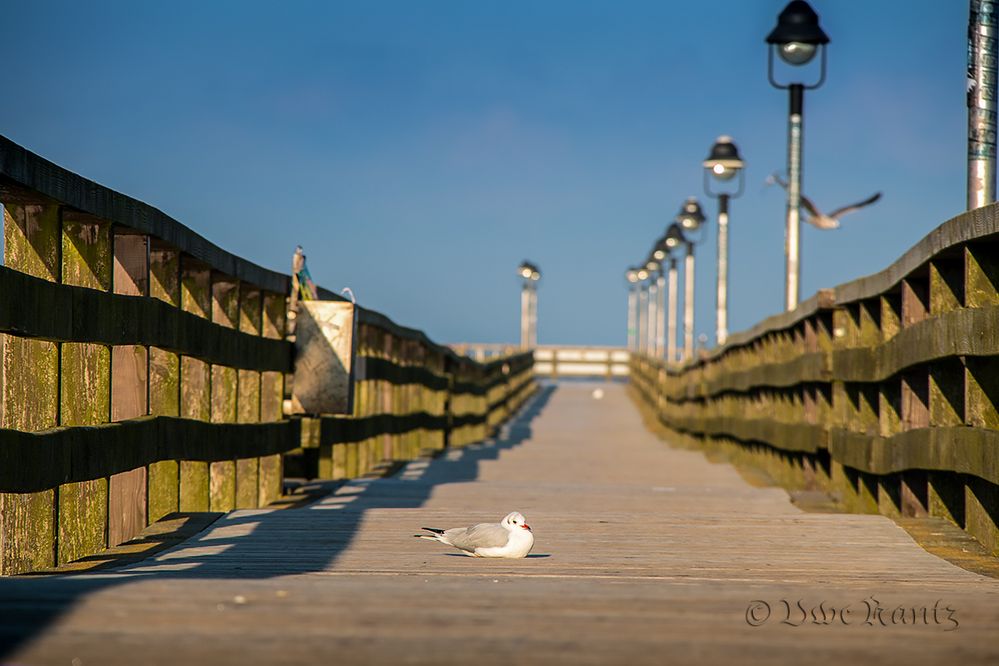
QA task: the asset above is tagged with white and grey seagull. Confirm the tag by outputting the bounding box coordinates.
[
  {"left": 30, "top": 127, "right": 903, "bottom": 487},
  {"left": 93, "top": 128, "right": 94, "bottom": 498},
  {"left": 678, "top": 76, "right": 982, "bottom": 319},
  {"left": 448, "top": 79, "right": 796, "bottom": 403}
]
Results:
[
  {"left": 415, "top": 511, "right": 535, "bottom": 558},
  {"left": 766, "top": 172, "right": 882, "bottom": 230}
]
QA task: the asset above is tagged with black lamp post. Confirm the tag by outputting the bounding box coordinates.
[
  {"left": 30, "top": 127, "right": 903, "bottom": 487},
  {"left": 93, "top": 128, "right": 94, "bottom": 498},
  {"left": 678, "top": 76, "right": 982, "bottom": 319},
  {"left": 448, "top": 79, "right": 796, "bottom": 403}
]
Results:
[
  {"left": 703, "top": 135, "right": 745, "bottom": 346},
  {"left": 766, "top": 0, "right": 829, "bottom": 311}
]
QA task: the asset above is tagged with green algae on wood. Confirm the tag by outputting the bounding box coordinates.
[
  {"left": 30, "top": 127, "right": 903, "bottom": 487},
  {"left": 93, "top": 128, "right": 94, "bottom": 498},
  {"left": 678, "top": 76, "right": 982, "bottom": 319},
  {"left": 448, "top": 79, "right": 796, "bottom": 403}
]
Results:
[
  {"left": 179, "top": 461, "right": 210, "bottom": 512},
  {"left": 57, "top": 478, "right": 108, "bottom": 565},
  {"left": 148, "top": 460, "right": 180, "bottom": 523}
]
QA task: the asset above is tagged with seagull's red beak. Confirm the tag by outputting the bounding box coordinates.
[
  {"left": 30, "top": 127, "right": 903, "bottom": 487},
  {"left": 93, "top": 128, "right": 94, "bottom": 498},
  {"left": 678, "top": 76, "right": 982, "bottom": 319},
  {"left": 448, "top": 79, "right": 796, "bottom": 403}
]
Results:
[{"left": 522, "top": 523, "right": 531, "bottom": 531}]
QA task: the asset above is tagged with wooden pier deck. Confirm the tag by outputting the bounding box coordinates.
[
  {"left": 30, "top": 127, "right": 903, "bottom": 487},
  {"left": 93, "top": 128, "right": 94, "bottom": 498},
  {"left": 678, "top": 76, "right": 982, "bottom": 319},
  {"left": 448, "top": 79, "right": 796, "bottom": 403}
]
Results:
[{"left": 4, "top": 383, "right": 999, "bottom": 665}]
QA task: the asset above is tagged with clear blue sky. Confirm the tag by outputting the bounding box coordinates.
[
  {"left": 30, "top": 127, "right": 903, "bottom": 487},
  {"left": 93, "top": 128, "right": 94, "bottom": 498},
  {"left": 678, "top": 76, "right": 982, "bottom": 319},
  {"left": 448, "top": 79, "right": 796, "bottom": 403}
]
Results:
[{"left": 0, "top": 1, "right": 967, "bottom": 347}]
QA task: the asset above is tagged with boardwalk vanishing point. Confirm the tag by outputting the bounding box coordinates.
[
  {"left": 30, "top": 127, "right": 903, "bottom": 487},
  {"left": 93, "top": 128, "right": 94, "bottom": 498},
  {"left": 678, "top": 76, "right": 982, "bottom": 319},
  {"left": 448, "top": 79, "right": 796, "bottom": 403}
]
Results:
[{"left": 3, "top": 382, "right": 999, "bottom": 665}]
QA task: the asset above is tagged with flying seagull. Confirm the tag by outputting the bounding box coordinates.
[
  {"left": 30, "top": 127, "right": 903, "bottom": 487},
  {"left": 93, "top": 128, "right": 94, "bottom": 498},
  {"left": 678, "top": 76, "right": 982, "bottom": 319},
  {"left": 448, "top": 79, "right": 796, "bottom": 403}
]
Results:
[
  {"left": 766, "top": 172, "right": 882, "bottom": 230},
  {"left": 415, "top": 511, "right": 535, "bottom": 558}
]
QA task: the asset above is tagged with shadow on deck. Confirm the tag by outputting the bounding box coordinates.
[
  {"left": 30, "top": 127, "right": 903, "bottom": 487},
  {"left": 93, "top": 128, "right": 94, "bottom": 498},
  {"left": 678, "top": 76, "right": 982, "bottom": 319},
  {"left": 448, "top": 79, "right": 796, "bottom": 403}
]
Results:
[{"left": 0, "top": 386, "right": 556, "bottom": 657}]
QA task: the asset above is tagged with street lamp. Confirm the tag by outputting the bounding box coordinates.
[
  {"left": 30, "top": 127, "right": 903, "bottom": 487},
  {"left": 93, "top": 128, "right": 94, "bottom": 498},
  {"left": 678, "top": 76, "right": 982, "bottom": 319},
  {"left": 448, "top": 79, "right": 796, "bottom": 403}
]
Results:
[
  {"left": 651, "top": 236, "right": 668, "bottom": 359},
  {"left": 625, "top": 267, "right": 640, "bottom": 351},
  {"left": 675, "top": 198, "right": 705, "bottom": 361},
  {"left": 517, "top": 261, "right": 541, "bottom": 349},
  {"left": 663, "top": 223, "right": 684, "bottom": 363},
  {"left": 636, "top": 267, "right": 650, "bottom": 355},
  {"left": 644, "top": 256, "right": 660, "bottom": 357},
  {"left": 703, "top": 135, "right": 745, "bottom": 346},
  {"left": 766, "top": 0, "right": 829, "bottom": 311}
]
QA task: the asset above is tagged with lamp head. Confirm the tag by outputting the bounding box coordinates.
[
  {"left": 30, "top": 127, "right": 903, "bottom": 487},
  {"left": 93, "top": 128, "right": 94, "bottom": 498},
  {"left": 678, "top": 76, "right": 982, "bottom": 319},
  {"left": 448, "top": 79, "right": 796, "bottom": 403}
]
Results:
[
  {"left": 703, "top": 135, "right": 744, "bottom": 181},
  {"left": 518, "top": 261, "right": 533, "bottom": 279},
  {"left": 626, "top": 268, "right": 640, "bottom": 283},
  {"left": 636, "top": 268, "right": 649, "bottom": 281},
  {"left": 676, "top": 197, "right": 705, "bottom": 231},
  {"left": 652, "top": 234, "right": 669, "bottom": 261},
  {"left": 664, "top": 222, "right": 685, "bottom": 250},
  {"left": 766, "top": 0, "right": 829, "bottom": 66}
]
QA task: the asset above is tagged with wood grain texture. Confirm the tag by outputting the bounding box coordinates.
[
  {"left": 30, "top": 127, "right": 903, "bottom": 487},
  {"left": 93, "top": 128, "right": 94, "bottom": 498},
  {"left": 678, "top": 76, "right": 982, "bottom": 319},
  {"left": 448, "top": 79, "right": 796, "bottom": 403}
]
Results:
[
  {"left": 0, "top": 266, "right": 292, "bottom": 372},
  {"left": 4, "top": 383, "right": 999, "bottom": 665}
]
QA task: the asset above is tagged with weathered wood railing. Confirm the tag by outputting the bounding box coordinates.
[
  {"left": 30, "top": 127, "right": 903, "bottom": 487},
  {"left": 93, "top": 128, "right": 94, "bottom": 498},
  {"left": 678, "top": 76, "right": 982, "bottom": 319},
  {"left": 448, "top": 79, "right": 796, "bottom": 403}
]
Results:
[
  {"left": 0, "top": 135, "right": 535, "bottom": 575},
  {"left": 632, "top": 203, "right": 999, "bottom": 555}
]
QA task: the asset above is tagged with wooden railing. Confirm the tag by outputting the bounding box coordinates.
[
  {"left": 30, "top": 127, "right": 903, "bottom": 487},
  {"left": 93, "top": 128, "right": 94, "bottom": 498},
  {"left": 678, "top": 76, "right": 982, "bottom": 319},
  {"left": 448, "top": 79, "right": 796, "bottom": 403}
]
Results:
[
  {"left": 452, "top": 344, "right": 630, "bottom": 380},
  {"left": 631, "top": 203, "right": 999, "bottom": 555},
  {"left": 0, "top": 135, "right": 535, "bottom": 575}
]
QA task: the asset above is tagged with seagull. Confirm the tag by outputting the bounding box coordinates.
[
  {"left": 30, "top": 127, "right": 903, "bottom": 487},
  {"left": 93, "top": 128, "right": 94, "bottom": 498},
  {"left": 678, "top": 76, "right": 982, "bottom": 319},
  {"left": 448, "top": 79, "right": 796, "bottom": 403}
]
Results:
[
  {"left": 766, "top": 172, "right": 882, "bottom": 230},
  {"left": 415, "top": 511, "right": 535, "bottom": 558}
]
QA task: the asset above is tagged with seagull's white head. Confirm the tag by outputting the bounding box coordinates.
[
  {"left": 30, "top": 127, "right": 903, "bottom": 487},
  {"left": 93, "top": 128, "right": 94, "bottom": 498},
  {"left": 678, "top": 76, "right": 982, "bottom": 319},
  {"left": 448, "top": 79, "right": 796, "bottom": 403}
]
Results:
[{"left": 502, "top": 511, "right": 531, "bottom": 532}]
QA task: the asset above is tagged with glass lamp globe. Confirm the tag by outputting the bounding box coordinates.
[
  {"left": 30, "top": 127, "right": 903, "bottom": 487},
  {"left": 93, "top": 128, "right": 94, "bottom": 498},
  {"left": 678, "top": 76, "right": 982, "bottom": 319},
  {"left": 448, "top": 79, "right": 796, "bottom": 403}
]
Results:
[{"left": 779, "top": 41, "right": 817, "bottom": 65}]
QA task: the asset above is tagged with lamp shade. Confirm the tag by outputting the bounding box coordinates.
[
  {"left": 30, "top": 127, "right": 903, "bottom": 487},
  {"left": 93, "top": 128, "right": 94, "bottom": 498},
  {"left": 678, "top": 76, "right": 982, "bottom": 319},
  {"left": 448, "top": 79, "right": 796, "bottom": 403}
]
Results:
[
  {"left": 703, "top": 135, "right": 744, "bottom": 181},
  {"left": 664, "top": 222, "right": 686, "bottom": 249},
  {"left": 766, "top": 1, "right": 829, "bottom": 46},
  {"left": 766, "top": 1, "right": 829, "bottom": 66},
  {"left": 676, "top": 197, "right": 705, "bottom": 231}
]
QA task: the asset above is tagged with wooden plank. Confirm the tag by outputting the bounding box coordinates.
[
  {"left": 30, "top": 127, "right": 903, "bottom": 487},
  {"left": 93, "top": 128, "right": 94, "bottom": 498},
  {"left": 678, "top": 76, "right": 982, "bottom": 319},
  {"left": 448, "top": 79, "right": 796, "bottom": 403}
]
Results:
[
  {"left": 209, "top": 461, "right": 236, "bottom": 512},
  {"left": 179, "top": 461, "right": 210, "bottom": 512},
  {"left": 0, "top": 265, "right": 293, "bottom": 372},
  {"left": 0, "top": 418, "right": 300, "bottom": 493},
  {"left": 149, "top": 347, "right": 180, "bottom": 416},
  {"left": 0, "top": 490, "right": 55, "bottom": 574},
  {"left": 149, "top": 241, "right": 180, "bottom": 306},
  {"left": 56, "top": 478, "right": 107, "bottom": 565},
  {"left": 966, "top": 241, "right": 999, "bottom": 307},
  {"left": 211, "top": 365, "right": 237, "bottom": 423},
  {"left": 2, "top": 202, "right": 60, "bottom": 281},
  {"left": 61, "top": 210, "right": 111, "bottom": 290},
  {"left": 112, "top": 344, "right": 148, "bottom": 422},
  {"left": 235, "top": 458, "right": 259, "bottom": 509},
  {"left": 237, "top": 369, "right": 260, "bottom": 423},
  {"left": 113, "top": 232, "right": 148, "bottom": 297},
  {"left": 258, "top": 453, "right": 282, "bottom": 506},
  {"left": 60, "top": 342, "right": 110, "bottom": 425},
  {"left": 147, "top": 460, "right": 179, "bottom": 523},
  {"left": 10, "top": 384, "right": 999, "bottom": 665},
  {"left": 108, "top": 466, "right": 146, "bottom": 546}
]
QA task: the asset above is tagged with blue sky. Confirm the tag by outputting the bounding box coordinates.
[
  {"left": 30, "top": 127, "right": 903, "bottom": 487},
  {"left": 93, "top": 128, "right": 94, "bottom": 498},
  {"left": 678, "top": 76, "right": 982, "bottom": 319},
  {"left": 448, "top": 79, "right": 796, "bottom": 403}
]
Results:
[{"left": 0, "top": 1, "right": 967, "bottom": 347}]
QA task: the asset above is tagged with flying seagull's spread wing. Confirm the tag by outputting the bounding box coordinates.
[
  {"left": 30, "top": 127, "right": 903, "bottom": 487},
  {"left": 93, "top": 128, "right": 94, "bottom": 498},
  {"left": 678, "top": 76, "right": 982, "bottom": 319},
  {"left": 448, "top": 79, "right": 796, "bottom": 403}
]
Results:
[{"left": 828, "top": 192, "right": 882, "bottom": 220}]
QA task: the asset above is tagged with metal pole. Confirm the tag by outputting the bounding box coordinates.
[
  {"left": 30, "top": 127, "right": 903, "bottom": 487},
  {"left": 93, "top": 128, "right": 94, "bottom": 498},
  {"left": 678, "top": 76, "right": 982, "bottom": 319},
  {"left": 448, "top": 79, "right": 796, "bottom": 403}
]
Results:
[
  {"left": 684, "top": 243, "right": 695, "bottom": 360},
  {"left": 969, "top": 0, "right": 998, "bottom": 209},
  {"left": 667, "top": 259, "right": 678, "bottom": 363},
  {"left": 528, "top": 282, "right": 538, "bottom": 349},
  {"left": 646, "top": 275, "right": 658, "bottom": 355},
  {"left": 627, "top": 285, "right": 637, "bottom": 351},
  {"left": 785, "top": 83, "right": 804, "bottom": 311},
  {"left": 531, "top": 285, "right": 538, "bottom": 347},
  {"left": 716, "top": 193, "right": 730, "bottom": 346},
  {"left": 520, "top": 283, "right": 530, "bottom": 349},
  {"left": 638, "top": 283, "right": 648, "bottom": 354},
  {"left": 656, "top": 269, "right": 666, "bottom": 359}
]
